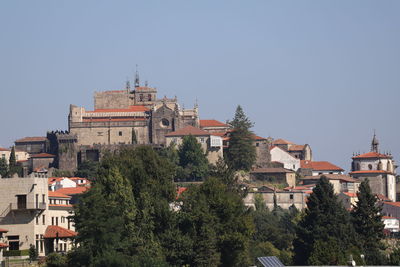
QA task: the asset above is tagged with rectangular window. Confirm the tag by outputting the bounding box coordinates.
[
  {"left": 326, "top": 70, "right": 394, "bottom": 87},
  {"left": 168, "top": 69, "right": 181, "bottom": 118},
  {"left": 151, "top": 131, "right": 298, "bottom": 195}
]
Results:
[
  {"left": 40, "top": 240, "right": 43, "bottom": 252},
  {"left": 200, "top": 138, "right": 205, "bottom": 143},
  {"left": 17, "top": 195, "right": 27, "bottom": 209},
  {"left": 36, "top": 216, "right": 39, "bottom": 225},
  {"left": 42, "top": 194, "right": 45, "bottom": 205},
  {"left": 7, "top": 236, "right": 19, "bottom": 251},
  {"left": 51, "top": 217, "right": 54, "bottom": 225},
  {"left": 56, "top": 217, "right": 59, "bottom": 226},
  {"left": 119, "top": 131, "right": 123, "bottom": 136},
  {"left": 290, "top": 194, "right": 294, "bottom": 200},
  {"left": 1, "top": 154, "right": 5, "bottom": 159},
  {"left": 42, "top": 215, "right": 45, "bottom": 225},
  {"left": 36, "top": 194, "right": 39, "bottom": 208}
]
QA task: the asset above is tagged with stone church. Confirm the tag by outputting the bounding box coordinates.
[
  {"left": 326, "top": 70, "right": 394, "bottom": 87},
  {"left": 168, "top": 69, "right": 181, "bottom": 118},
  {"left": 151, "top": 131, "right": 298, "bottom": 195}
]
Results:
[{"left": 69, "top": 73, "right": 200, "bottom": 146}]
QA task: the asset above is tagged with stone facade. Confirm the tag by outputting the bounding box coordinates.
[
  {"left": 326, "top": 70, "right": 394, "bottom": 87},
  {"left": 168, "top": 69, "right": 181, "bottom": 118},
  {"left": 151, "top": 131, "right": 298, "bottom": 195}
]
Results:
[{"left": 349, "top": 134, "right": 397, "bottom": 201}]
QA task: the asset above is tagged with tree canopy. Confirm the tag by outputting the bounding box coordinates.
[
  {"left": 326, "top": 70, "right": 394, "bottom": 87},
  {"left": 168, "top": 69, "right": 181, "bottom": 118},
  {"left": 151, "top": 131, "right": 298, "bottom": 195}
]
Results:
[
  {"left": 226, "top": 105, "right": 256, "bottom": 171},
  {"left": 177, "top": 135, "right": 209, "bottom": 181}
]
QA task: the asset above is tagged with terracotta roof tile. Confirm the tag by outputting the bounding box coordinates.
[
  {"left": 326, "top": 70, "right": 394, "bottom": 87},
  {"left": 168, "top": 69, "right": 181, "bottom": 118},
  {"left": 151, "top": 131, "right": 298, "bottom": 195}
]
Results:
[
  {"left": 384, "top": 202, "right": 400, "bottom": 208},
  {"left": 0, "top": 228, "right": 8, "bottom": 233},
  {"left": 87, "top": 105, "right": 150, "bottom": 113},
  {"left": 382, "top": 216, "right": 397, "bottom": 220},
  {"left": 44, "top": 225, "right": 77, "bottom": 239},
  {"left": 288, "top": 145, "right": 305, "bottom": 151},
  {"left": 200, "top": 120, "right": 228, "bottom": 128},
  {"left": 251, "top": 167, "right": 294, "bottom": 174},
  {"left": 300, "top": 160, "right": 344, "bottom": 171},
  {"left": 48, "top": 191, "right": 71, "bottom": 199},
  {"left": 343, "top": 192, "right": 357, "bottom": 197},
  {"left": 272, "top": 139, "right": 294, "bottom": 145},
  {"left": 165, "top": 126, "right": 211, "bottom": 137},
  {"left": 302, "top": 174, "right": 358, "bottom": 182},
  {"left": 30, "top": 153, "right": 55, "bottom": 158},
  {"left": 55, "top": 187, "right": 88, "bottom": 195},
  {"left": 352, "top": 152, "right": 391, "bottom": 159},
  {"left": 82, "top": 117, "right": 146, "bottom": 122},
  {"left": 0, "top": 147, "right": 10, "bottom": 152},
  {"left": 15, "top": 137, "right": 47, "bottom": 143},
  {"left": 350, "top": 170, "right": 390, "bottom": 174},
  {"left": 0, "top": 243, "right": 8, "bottom": 248},
  {"left": 49, "top": 204, "right": 73, "bottom": 208}
]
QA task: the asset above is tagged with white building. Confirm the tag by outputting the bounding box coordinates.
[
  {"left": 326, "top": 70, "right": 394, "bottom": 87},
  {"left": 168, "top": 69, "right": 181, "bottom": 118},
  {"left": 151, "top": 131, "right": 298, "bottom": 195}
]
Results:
[{"left": 270, "top": 146, "right": 300, "bottom": 171}]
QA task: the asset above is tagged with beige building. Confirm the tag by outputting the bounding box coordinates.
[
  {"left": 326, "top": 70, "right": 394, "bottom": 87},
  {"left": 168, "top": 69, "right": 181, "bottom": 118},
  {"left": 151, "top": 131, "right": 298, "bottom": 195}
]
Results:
[
  {"left": 270, "top": 146, "right": 300, "bottom": 171},
  {"left": 244, "top": 185, "right": 308, "bottom": 210},
  {"left": 272, "top": 139, "right": 312, "bottom": 161},
  {"left": 350, "top": 134, "right": 397, "bottom": 202},
  {"left": 0, "top": 147, "right": 30, "bottom": 166},
  {"left": 250, "top": 167, "right": 296, "bottom": 187},
  {"left": 165, "top": 125, "right": 223, "bottom": 164},
  {"left": 301, "top": 174, "right": 360, "bottom": 195},
  {"left": 0, "top": 176, "right": 76, "bottom": 257}
]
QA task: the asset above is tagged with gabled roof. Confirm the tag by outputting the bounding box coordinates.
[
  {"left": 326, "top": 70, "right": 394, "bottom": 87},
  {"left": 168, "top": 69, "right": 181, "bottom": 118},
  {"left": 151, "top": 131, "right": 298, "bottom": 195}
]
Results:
[
  {"left": 300, "top": 160, "right": 344, "bottom": 171},
  {"left": 165, "top": 126, "right": 211, "bottom": 137},
  {"left": 55, "top": 187, "right": 88, "bottom": 195},
  {"left": 200, "top": 119, "right": 228, "bottom": 128},
  {"left": 30, "top": 153, "right": 55, "bottom": 158},
  {"left": 44, "top": 225, "right": 77, "bottom": 239},
  {"left": 87, "top": 105, "right": 150, "bottom": 113},
  {"left": 48, "top": 191, "right": 71, "bottom": 199},
  {"left": 302, "top": 174, "right": 358, "bottom": 183},
  {"left": 15, "top": 137, "right": 47, "bottom": 143},
  {"left": 272, "top": 139, "right": 294, "bottom": 145},
  {"left": 251, "top": 167, "right": 294, "bottom": 174},
  {"left": 352, "top": 152, "right": 391, "bottom": 159},
  {"left": 349, "top": 170, "right": 390, "bottom": 175}
]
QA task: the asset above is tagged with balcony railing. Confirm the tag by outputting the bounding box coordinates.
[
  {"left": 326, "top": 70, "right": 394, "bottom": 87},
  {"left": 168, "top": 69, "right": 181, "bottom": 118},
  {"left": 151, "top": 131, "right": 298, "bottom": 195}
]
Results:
[{"left": 10, "top": 202, "right": 46, "bottom": 211}]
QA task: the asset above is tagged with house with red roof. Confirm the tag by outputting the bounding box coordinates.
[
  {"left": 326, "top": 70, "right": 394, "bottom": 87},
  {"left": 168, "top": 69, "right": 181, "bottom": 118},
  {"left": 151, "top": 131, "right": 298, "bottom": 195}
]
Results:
[
  {"left": 165, "top": 125, "right": 223, "bottom": 164},
  {"left": 199, "top": 119, "right": 230, "bottom": 133},
  {"left": 272, "top": 138, "right": 312, "bottom": 161},
  {"left": 349, "top": 134, "right": 397, "bottom": 201},
  {"left": 0, "top": 176, "right": 80, "bottom": 257},
  {"left": 299, "top": 160, "right": 344, "bottom": 177}
]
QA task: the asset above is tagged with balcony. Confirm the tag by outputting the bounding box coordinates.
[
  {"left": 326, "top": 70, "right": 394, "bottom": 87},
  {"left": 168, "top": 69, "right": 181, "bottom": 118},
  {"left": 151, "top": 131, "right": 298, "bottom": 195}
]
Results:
[{"left": 10, "top": 202, "right": 46, "bottom": 211}]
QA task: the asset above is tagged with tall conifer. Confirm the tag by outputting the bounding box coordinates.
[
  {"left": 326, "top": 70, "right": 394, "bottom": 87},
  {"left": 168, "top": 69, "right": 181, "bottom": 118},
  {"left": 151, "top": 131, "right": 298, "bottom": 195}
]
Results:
[
  {"left": 293, "top": 176, "right": 355, "bottom": 265},
  {"left": 226, "top": 105, "right": 256, "bottom": 171},
  {"left": 351, "top": 179, "right": 386, "bottom": 265}
]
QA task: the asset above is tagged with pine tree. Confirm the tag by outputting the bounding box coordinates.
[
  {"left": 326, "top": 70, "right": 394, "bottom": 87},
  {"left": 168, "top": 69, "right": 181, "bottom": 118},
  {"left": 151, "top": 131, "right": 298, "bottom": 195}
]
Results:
[
  {"left": 9, "top": 146, "right": 17, "bottom": 167},
  {"left": 177, "top": 135, "right": 209, "bottom": 181},
  {"left": 226, "top": 105, "right": 256, "bottom": 171},
  {"left": 351, "top": 179, "right": 386, "bottom": 265},
  {"left": 0, "top": 158, "right": 8, "bottom": 177},
  {"left": 293, "top": 176, "right": 355, "bottom": 265}
]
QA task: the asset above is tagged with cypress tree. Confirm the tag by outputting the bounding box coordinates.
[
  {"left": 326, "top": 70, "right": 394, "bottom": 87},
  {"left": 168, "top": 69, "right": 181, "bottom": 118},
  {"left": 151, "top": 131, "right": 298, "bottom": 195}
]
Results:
[
  {"left": 351, "top": 179, "right": 386, "bottom": 265},
  {"left": 293, "top": 176, "right": 355, "bottom": 265},
  {"left": 226, "top": 105, "right": 256, "bottom": 171},
  {"left": 177, "top": 135, "right": 209, "bottom": 181},
  {"left": 0, "top": 158, "right": 8, "bottom": 177},
  {"left": 9, "top": 146, "right": 17, "bottom": 167}
]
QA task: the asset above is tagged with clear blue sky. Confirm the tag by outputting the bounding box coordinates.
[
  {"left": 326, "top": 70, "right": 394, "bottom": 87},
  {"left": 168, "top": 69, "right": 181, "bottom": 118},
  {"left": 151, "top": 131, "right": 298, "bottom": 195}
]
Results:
[{"left": 1, "top": 0, "right": 399, "bottom": 172}]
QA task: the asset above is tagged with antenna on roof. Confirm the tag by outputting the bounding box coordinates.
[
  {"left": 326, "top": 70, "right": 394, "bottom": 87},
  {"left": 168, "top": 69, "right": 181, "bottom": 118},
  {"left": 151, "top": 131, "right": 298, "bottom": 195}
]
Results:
[{"left": 134, "top": 64, "right": 140, "bottom": 88}]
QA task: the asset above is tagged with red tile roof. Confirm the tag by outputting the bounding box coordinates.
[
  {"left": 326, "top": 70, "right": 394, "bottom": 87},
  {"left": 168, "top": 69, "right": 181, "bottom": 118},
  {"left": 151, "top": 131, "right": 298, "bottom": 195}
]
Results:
[
  {"left": 384, "top": 202, "right": 400, "bottom": 208},
  {"left": 272, "top": 139, "right": 294, "bottom": 145},
  {"left": 0, "top": 243, "right": 8, "bottom": 248},
  {"left": 251, "top": 134, "right": 267, "bottom": 141},
  {"left": 87, "top": 105, "right": 150, "bottom": 113},
  {"left": 288, "top": 145, "right": 305, "bottom": 151},
  {"left": 15, "top": 137, "right": 47, "bottom": 143},
  {"left": 352, "top": 152, "right": 391, "bottom": 159},
  {"left": 302, "top": 174, "right": 358, "bottom": 183},
  {"left": 200, "top": 119, "right": 228, "bottom": 128},
  {"left": 382, "top": 216, "right": 397, "bottom": 220},
  {"left": 48, "top": 177, "right": 63, "bottom": 185},
  {"left": 82, "top": 117, "right": 146, "bottom": 122},
  {"left": 135, "top": 86, "right": 155, "bottom": 91},
  {"left": 48, "top": 191, "right": 71, "bottom": 199},
  {"left": 300, "top": 160, "right": 344, "bottom": 171},
  {"left": 30, "top": 153, "right": 55, "bottom": 158},
  {"left": 165, "top": 126, "right": 211, "bottom": 137},
  {"left": 349, "top": 170, "right": 390, "bottom": 175},
  {"left": 55, "top": 187, "right": 88, "bottom": 195},
  {"left": 176, "top": 187, "right": 187, "bottom": 199},
  {"left": 251, "top": 167, "right": 294, "bottom": 174},
  {"left": 103, "top": 90, "right": 126, "bottom": 93},
  {"left": 0, "top": 147, "right": 10, "bottom": 152},
  {"left": 44, "top": 225, "right": 77, "bottom": 239},
  {"left": 49, "top": 204, "right": 73, "bottom": 208},
  {"left": 0, "top": 228, "right": 8, "bottom": 233},
  {"left": 343, "top": 192, "right": 357, "bottom": 197}
]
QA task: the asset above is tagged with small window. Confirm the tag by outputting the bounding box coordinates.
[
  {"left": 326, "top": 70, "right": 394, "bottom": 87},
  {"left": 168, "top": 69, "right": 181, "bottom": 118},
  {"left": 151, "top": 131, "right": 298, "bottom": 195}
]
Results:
[
  {"left": 293, "top": 164, "right": 295, "bottom": 169},
  {"left": 200, "top": 138, "right": 205, "bottom": 143},
  {"left": 36, "top": 216, "right": 39, "bottom": 225},
  {"left": 256, "top": 143, "right": 259, "bottom": 147},
  {"left": 1, "top": 154, "right": 5, "bottom": 159},
  {"left": 42, "top": 215, "right": 45, "bottom": 225},
  {"left": 148, "top": 94, "right": 152, "bottom": 101},
  {"left": 368, "top": 164, "right": 373, "bottom": 170},
  {"left": 52, "top": 217, "right": 54, "bottom": 225},
  {"left": 290, "top": 194, "right": 294, "bottom": 200},
  {"left": 119, "top": 131, "right": 123, "bottom": 136},
  {"left": 139, "top": 94, "right": 144, "bottom": 101}
]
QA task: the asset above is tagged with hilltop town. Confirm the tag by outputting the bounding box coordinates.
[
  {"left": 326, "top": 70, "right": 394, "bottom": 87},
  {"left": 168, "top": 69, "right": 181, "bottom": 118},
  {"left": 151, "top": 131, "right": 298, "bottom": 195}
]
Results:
[{"left": 0, "top": 77, "right": 399, "bottom": 266}]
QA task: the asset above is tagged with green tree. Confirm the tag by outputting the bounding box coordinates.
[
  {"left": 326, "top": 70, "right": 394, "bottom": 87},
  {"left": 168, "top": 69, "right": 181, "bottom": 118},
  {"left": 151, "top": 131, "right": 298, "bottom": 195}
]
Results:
[
  {"left": 29, "top": 244, "right": 38, "bottom": 263},
  {"left": 293, "top": 176, "right": 355, "bottom": 265},
  {"left": 177, "top": 135, "right": 209, "bottom": 181},
  {"left": 9, "top": 146, "right": 16, "bottom": 167},
  {"left": 8, "top": 146, "right": 21, "bottom": 176},
  {"left": 226, "top": 105, "right": 256, "bottom": 171},
  {"left": 46, "top": 252, "right": 67, "bottom": 267},
  {"left": 0, "top": 158, "right": 8, "bottom": 177},
  {"left": 351, "top": 179, "right": 386, "bottom": 265},
  {"left": 75, "top": 160, "right": 100, "bottom": 180},
  {"left": 72, "top": 167, "right": 137, "bottom": 265}
]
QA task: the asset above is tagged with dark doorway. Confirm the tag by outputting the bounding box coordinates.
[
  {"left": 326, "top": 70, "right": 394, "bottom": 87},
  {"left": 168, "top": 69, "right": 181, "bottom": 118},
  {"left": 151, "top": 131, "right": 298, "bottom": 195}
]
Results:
[{"left": 17, "top": 195, "right": 27, "bottom": 209}]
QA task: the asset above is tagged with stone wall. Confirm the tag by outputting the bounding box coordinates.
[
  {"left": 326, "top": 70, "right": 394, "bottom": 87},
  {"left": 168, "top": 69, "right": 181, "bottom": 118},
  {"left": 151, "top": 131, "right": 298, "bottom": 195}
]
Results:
[{"left": 94, "top": 91, "right": 131, "bottom": 109}]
